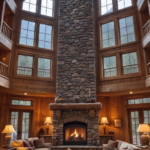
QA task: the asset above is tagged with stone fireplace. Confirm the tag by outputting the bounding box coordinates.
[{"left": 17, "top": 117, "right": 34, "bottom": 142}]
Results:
[{"left": 49, "top": 0, "right": 102, "bottom": 147}]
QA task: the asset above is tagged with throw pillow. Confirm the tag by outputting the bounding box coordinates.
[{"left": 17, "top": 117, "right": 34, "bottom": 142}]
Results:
[
  {"left": 29, "top": 140, "right": 35, "bottom": 150},
  {"left": 23, "top": 140, "right": 32, "bottom": 148},
  {"left": 11, "top": 141, "right": 24, "bottom": 147},
  {"left": 107, "top": 140, "right": 118, "bottom": 149},
  {"left": 34, "top": 138, "right": 46, "bottom": 149}
]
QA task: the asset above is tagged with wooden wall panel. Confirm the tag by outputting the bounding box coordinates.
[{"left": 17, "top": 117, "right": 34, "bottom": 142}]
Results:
[{"left": 97, "top": 96, "right": 126, "bottom": 141}]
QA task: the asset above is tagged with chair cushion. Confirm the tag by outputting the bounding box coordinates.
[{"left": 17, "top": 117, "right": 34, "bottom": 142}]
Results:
[{"left": 107, "top": 140, "right": 118, "bottom": 149}]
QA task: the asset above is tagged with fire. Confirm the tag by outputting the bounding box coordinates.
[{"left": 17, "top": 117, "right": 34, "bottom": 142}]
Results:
[{"left": 71, "top": 129, "right": 78, "bottom": 137}]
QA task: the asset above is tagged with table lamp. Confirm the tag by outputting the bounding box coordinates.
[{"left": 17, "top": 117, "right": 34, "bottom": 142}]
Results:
[
  {"left": 137, "top": 123, "right": 150, "bottom": 146},
  {"left": 44, "top": 117, "right": 52, "bottom": 135},
  {"left": 2, "top": 125, "right": 16, "bottom": 148},
  {"left": 100, "top": 117, "right": 109, "bottom": 135}
]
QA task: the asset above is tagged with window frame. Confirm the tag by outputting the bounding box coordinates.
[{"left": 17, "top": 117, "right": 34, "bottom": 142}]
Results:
[
  {"left": 38, "top": 23, "right": 53, "bottom": 50},
  {"left": 37, "top": 56, "right": 52, "bottom": 78},
  {"left": 117, "top": 0, "right": 133, "bottom": 11},
  {"left": 121, "top": 51, "right": 139, "bottom": 75},
  {"left": 118, "top": 15, "right": 136, "bottom": 45},
  {"left": 100, "top": 48, "right": 142, "bottom": 81},
  {"left": 18, "top": 18, "right": 54, "bottom": 51},
  {"left": 18, "top": 18, "right": 36, "bottom": 47},
  {"left": 40, "top": 0, "right": 54, "bottom": 17},
  {"left": 17, "top": 54, "right": 34, "bottom": 77},
  {"left": 22, "top": 0, "right": 38, "bottom": 14},
  {"left": 103, "top": 55, "right": 117, "bottom": 78}
]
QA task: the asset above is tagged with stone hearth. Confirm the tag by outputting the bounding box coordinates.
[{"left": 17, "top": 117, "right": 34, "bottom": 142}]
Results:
[{"left": 50, "top": 0, "right": 102, "bottom": 146}]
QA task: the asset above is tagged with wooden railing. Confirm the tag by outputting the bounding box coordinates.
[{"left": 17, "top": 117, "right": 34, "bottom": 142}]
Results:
[
  {"left": 142, "top": 20, "right": 150, "bottom": 38},
  {"left": 0, "top": 61, "right": 9, "bottom": 78},
  {"left": 147, "top": 62, "right": 150, "bottom": 75},
  {"left": 2, "top": 21, "right": 12, "bottom": 40}
]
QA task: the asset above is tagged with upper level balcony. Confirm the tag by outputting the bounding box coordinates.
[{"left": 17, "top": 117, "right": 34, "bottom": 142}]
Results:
[
  {"left": 0, "top": 0, "right": 16, "bottom": 51},
  {"left": 137, "top": 0, "right": 147, "bottom": 12},
  {"left": 0, "top": 61, "right": 9, "bottom": 88}
]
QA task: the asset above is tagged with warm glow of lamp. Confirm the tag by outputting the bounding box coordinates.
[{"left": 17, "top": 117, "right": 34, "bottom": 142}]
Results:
[
  {"left": 100, "top": 117, "right": 109, "bottom": 135},
  {"left": 44, "top": 117, "right": 52, "bottom": 135},
  {"left": 137, "top": 123, "right": 150, "bottom": 146},
  {"left": 2, "top": 125, "right": 16, "bottom": 148},
  {"left": 101, "top": 117, "right": 109, "bottom": 124}
]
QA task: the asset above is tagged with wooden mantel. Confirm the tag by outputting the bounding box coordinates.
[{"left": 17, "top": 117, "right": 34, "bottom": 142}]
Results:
[{"left": 49, "top": 102, "right": 102, "bottom": 110}]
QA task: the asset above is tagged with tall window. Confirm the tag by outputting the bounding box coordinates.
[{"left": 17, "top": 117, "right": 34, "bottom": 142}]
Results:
[
  {"left": 100, "top": 0, "right": 113, "bottom": 15},
  {"left": 39, "top": 24, "right": 52, "bottom": 49},
  {"left": 17, "top": 55, "right": 33, "bottom": 76},
  {"left": 41, "top": 0, "right": 53, "bottom": 17},
  {"left": 119, "top": 16, "right": 135, "bottom": 44},
  {"left": 117, "top": 0, "right": 132, "bottom": 10},
  {"left": 22, "top": 0, "right": 37, "bottom": 13},
  {"left": 122, "top": 52, "right": 138, "bottom": 74},
  {"left": 11, "top": 112, "right": 18, "bottom": 141},
  {"left": 38, "top": 58, "right": 51, "bottom": 78},
  {"left": 19, "top": 20, "right": 35, "bottom": 46},
  {"left": 102, "top": 22, "right": 115, "bottom": 48},
  {"left": 103, "top": 56, "right": 117, "bottom": 77}
]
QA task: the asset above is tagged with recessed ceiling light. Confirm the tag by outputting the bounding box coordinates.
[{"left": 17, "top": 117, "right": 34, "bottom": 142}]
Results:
[
  {"left": 24, "top": 93, "right": 27, "bottom": 95},
  {"left": 130, "top": 91, "right": 133, "bottom": 94}
]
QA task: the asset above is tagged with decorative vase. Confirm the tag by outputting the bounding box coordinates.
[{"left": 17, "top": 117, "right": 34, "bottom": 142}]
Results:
[{"left": 91, "top": 98, "right": 96, "bottom": 103}]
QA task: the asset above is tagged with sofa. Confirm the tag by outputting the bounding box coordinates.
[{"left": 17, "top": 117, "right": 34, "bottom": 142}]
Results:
[
  {"left": 103, "top": 140, "right": 142, "bottom": 150},
  {"left": 11, "top": 137, "right": 52, "bottom": 150}
]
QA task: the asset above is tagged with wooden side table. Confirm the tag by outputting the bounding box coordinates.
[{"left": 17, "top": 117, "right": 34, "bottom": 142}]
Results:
[
  {"left": 99, "top": 135, "right": 114, "bottom": 146},
  {"left": 39, "top": 135, "right": 52, "bottom": 143},
  {"left": 0, "top": 148, "right": 17, "bottom": 150}
]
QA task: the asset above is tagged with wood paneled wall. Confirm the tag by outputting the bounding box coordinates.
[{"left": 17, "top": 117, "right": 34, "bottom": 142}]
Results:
[{"left": 97, "top": 96, "right": 126, "bottom": 142}]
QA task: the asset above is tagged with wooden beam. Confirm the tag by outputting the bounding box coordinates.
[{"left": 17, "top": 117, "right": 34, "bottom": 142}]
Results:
[{"left": 49, "top": 102, "right": 102, "bottom": 110}]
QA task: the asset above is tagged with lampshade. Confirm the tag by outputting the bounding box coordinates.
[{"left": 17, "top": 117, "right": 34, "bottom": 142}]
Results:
[
  {"left": 100, "top": 117, "right": 109, "bottom": 124},
  {"left": 44, "top": 117, "right": 52, "bottom": 125},
  {"left": 2, "top": 125, "right": 16, "bottom": 133},
  {"left": 137, "top": 124, "right": 150, "bottom": 132}
]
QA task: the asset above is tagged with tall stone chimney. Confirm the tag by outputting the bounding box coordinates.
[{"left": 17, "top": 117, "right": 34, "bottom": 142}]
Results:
[{"left": 56, "top": 0, "right": 96, "bottom": 102}]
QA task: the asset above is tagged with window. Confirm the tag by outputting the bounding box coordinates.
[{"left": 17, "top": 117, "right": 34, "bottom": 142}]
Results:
[
  {"left": 117, "top": 0, "right": 132, "bottom": 10},
  {"left": 12, "top": 100, "right": 32, "bottom": 106},
  {"left": 22, "top": 112, "right": 30, "bottom": 139},
  {"left": 119, "top": 16, "right": 135, "bottom": 44},
  {"left": 100, "top": 0, "right": 113, "bottom": 15},
  {"left": 41, "top": 0, "right": 53, "bottom": 17},
  {"left": 103, "top": 56, "right": 117, "bottom": 77},
  {"left": 130, "top": 111, "right": 140, "bottom": 145},
  {"left": 19, "top": 20, "right": 35, "bottom": 46},
  {"left": 128, "top": 98, "right": 150, "bottom": 105},
  {"left": 11, "top": 112, "right": 18, "bottom": 141},
  {"left": 102, "top": 22, "right": 115, "bottom": 48},
  {"left": 22, "top": 0, "right": 37, "bottom": 13},
  {"left": 38, "top": 58, "right": 51, "bottom": 78},
  {"left": 38, "top": 24, "right": 52, "bottom": 49},
  {"left": 17, "top": 55, "right": 33, "bottom": 76},
  {"left": 122, "top": 52, "right": 138, "bottom": 74}
]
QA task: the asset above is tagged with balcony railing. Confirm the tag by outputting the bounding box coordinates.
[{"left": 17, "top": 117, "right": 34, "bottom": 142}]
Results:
[
  {"left": 2, "top": 21, "right": 12, "bottom": 40},
  {"left": 142, "top": 20, "right": 150, "bottom": 38},
  {"left": 147, "top": 62, "right": 150, "bottom": 75},
  {"left": 0, "top": 61, "right": 9, "bottom": 78}
]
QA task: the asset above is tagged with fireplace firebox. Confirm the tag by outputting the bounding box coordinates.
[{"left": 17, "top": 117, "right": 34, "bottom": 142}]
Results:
[{"left": 63, "top": 121, "right": 87, "bottom": 145}]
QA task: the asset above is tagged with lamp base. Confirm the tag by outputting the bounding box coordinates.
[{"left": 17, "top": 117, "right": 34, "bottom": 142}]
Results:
[{"left": 140, "top": 133, "right": 150, "bottom": 146}]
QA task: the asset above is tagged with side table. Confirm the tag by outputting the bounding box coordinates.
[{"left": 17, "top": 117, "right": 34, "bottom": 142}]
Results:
[
  {"left": 39, "top": 135, "right": 52, "bottom": 143},
  {"left": 0, "top": 148, "right": 17, "bottom": 150},
  {"left": 99, "top": 135, "right": 114, "bottom": 146}
]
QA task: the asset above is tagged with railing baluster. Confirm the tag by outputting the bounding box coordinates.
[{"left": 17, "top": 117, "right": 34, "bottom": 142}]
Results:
[
  {"left": 2, "top": 21, "right": 12, "bottom": 40},
  {"left": 0, "top": 61, "right": 9, "bottom": 78}
]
